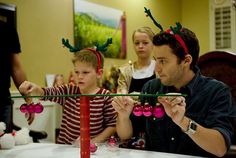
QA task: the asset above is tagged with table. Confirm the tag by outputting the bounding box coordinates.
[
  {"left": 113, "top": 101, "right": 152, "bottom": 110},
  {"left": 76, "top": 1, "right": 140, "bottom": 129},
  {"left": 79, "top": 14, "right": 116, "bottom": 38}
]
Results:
[{"left": 0, "top": 143, "right": 204, "bottom": 158}]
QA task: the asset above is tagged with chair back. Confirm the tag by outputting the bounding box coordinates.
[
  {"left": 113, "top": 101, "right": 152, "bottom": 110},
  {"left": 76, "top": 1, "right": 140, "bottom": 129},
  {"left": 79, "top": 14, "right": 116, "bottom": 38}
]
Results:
[{"left": 197, "top": 50, "right": 236, "bottom": 145}]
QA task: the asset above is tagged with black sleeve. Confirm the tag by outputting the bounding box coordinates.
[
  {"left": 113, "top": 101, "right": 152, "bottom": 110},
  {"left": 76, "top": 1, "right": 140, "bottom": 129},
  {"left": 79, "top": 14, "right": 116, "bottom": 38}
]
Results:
[
  {"left": 7, "top": 24, "right": 21, "bottom": 54},
  {"left": 0, "top": 21, "right": 21, "bottom": 54},
  {"left": 205, "top": 83, "right": 236, "bottom": 149}
]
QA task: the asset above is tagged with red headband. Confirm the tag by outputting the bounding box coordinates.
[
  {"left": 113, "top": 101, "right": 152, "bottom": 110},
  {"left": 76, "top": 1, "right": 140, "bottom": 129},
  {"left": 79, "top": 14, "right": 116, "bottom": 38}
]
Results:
[
  {"left": 166, "top": 29, "right": 189, "bottom": 55},
  {"left": 84, "top": 48, "right": 101, "bottom": 72}
]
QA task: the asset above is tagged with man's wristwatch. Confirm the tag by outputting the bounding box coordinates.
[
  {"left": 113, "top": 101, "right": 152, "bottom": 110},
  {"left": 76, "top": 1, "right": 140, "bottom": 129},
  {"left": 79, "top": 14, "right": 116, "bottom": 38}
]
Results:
[{"left": 184, "top": 119, "right": 197, "bottom": 135}]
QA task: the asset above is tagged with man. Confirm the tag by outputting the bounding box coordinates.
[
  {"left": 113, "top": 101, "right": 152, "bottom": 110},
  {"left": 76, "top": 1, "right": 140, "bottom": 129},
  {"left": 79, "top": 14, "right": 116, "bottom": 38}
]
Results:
[
  {"left": 0, "top": 20, "right": 28, "bottom": 132},
  {"left": 0, "top": 20, "right": 46, "bottom": 142},
  {"left": 112, "top": 24, "right": 236, "bottom": 157}
]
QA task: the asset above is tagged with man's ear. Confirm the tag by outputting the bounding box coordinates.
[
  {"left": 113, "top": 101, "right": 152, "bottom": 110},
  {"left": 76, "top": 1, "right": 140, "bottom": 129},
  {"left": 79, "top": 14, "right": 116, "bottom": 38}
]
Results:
[{"left": 184, "top": 54, "right": 192, "bottom": 65}]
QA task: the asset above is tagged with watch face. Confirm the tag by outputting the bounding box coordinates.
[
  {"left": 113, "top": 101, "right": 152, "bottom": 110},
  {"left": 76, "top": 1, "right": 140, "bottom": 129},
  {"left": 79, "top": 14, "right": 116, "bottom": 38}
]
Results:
[
  {"left": 184, "top": 119, "right": 197, "bottom": 135},
  {"left": 190, "top": 121, "right": 197, "bottom": 130}
]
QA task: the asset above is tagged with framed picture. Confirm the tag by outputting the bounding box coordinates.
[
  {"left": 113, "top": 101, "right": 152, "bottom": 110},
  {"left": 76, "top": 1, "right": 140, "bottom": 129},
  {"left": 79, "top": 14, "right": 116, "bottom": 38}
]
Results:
[
  {"left": 0, "top": 2, "right": 16, "bottom": 27},
  {"left": 74, "top": 0, "right": 126, "bottom": 59}
]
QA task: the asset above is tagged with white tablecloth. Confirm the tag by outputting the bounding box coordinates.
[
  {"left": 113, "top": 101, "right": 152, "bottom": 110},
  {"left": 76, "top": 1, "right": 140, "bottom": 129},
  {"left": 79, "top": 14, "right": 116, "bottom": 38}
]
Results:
[{"left": 0, "top": 143, "right": 203, "bottom": 158}]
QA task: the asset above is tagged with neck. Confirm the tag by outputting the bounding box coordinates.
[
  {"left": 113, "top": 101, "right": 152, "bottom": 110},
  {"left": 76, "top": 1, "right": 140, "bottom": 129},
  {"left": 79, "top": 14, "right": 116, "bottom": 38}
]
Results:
[
  {"left": 175, "top": 69, "right": 195, "bottom": 90},
  {"left": 135, "top": 58, "right": 151, "bottom": 69},
  {"left": 80, "top": 87, "right": 100, "bottom": 94}
]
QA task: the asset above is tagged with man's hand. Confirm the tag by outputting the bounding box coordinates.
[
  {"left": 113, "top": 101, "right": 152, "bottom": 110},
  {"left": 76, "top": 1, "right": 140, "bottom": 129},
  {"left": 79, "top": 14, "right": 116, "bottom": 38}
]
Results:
[
  {"left": 158, "top": 93, "right": 186, "bottom": 126},
  {"left": 112, "top": 96, "right": 135, "bottom": 118},
  {"left": 25, "top": 112, "right": 35, "bottom": 125}
]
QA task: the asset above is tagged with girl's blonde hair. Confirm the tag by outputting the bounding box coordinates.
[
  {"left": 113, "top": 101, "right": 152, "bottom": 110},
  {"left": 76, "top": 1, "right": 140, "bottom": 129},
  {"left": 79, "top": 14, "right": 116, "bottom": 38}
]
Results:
[{"left": 132, "top": 26, "right": 155, "bottom": 42}]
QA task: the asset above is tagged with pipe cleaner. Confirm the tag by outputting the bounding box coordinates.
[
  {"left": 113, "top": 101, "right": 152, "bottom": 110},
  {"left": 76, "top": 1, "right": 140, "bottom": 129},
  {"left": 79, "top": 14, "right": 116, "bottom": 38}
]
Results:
[
  {"left": 144, "top": 7, "right": 189, "bottom": 55},
  {"left": 144, "top": 7, "right": 164, "bottom": 32},
  {"left": 62, "top": 37, "right": 112, "bottom": 72}
]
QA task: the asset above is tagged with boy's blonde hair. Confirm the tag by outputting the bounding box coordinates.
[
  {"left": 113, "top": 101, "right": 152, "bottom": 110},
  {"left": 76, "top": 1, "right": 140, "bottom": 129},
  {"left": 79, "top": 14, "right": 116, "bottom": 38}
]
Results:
[
  {"left": 132, "top": 26, "right": 155, "bottom": 42},
  {"left": 72, "top": 49, "right": 104, "bottom": 71}
]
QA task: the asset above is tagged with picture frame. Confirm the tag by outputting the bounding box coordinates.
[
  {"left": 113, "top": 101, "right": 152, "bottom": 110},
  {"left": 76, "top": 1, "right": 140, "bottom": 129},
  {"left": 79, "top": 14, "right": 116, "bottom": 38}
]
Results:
[
  {"left": 73, "top": 0, "right": 126, "bottom": 59},
  {"left": 0, "top": 2, "right": 16, "bottom": 27}
]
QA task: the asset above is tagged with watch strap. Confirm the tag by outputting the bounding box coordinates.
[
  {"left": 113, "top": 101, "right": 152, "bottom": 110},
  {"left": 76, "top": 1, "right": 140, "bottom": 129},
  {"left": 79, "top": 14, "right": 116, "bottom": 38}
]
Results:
[{"left": 184, "top": 118, "right": 197, "bottom": 135}]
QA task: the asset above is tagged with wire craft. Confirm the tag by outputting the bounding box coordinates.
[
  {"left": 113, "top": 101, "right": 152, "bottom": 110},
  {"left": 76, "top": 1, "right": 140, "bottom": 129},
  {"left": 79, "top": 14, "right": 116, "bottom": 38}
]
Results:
[{"left": 144, "top": 7, "right": 189, "bottom": 55}]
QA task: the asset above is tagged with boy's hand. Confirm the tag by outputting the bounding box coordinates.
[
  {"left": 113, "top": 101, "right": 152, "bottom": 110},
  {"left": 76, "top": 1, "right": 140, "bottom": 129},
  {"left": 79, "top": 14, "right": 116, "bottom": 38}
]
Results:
[
  {"left": 19, "top": 81, "right": 43, "bottom": 125},
  {"left": 19, "top": 81, "right": 44, "bottom": 96}
]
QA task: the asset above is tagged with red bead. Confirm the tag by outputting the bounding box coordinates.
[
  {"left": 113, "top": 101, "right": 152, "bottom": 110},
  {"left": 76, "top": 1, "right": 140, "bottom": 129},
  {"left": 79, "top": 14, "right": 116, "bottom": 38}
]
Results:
[
  {"left": 142, "top": 104, "right": 153, "bottom": 117},
  {"left": 132, "top": 104, "right": 143, "bottom": 116},
  {"left": 108, "top": 136, "right": 116, "bottom": 146},
  {"left": 27, "top": 104, "right": 35, "bottom": 113},
  {"left": 90, "top": 143, "right": 97, "bottom": 153},
  {"left": 34, "top": 103, "right": 44, "bottom": 113},
  {"left": 153, "top": 105, "right": 165, "bottom": 118},
  {"left": 20, "top": 104, "right": 28, "bottom": 113}
]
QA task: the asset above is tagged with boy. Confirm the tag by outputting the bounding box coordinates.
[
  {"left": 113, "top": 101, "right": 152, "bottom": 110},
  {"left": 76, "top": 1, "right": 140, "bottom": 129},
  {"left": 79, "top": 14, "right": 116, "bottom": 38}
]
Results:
[{"left": 19, "top": 45, "right": 117, "bottom": 144}]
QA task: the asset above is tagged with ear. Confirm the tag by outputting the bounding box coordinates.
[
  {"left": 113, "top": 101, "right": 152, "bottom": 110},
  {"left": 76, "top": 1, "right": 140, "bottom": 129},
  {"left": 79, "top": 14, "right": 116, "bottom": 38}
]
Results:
[
  {"left": 183, "top": 54, "right": 192, "bottom": 66},
  {"left": 97, "top": 69, "right": 103, "bottom": 78}
]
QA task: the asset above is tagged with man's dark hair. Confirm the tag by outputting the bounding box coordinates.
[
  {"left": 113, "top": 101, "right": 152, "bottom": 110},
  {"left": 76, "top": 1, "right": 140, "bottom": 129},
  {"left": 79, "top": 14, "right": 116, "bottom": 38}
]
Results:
[{"left": 153, "top": 28, "right": 200, "bottom": 70}]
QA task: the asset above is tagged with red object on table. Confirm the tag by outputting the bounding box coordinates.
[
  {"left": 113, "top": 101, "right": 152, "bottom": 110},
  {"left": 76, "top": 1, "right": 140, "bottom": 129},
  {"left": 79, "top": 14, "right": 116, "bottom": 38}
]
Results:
[{"left": 80, "top": 96, "right": 90, "bottom": 158}]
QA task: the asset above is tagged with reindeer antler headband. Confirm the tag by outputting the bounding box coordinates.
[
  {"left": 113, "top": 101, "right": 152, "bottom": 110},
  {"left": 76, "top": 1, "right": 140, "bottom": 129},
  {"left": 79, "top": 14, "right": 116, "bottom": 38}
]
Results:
[
  {"left": 62, "top": 38, "right": 112, "bottom": 71},
  {"left": 144, "top": 7, "right": 189, "bottom": 55}
]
